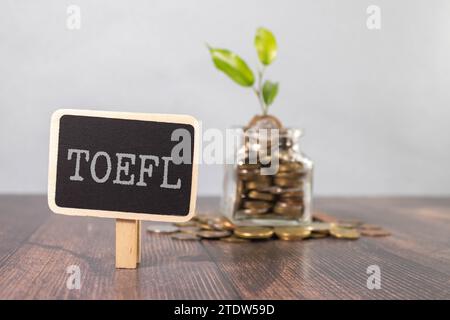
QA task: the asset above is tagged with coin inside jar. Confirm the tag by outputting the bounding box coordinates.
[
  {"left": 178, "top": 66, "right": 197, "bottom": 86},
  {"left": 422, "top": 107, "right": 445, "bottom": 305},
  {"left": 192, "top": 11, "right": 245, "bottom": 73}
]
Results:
[
  {"left": 274, "top": 177, "right": 302, "bottom": 188},
  {"left": 278, "top": 161, "right": 304, "bottom": 172},
  {"left": 275, "top": 171, "right": 304, "bottom": 179},
  {"left": 238, "top": 168, "right": 260, "bottom": 181},
  {"left": 243, "top": 200, "right": 272, "bottom": 210},
  {"left": 248, "top": 190, "right": 274, "bottom": 201},
  {"left": 245, "top": 178, "right": 272, "bottom": 190},
  {"left": 259, "top": 186, "right": 284, "bottom": 194},
  {"left": 274, "top": 200, "right": 303, "bottom": 216},
  {"left": 234, "top": 226, "right": 274, "bottom": 239},
  {"left": 237, "top": 163, "right": 260, "bottom": 170},
  {"left": 232, "top": 120, "right": 313, "bottom": 223},
  {"left": 236, "top": 208, "right": 269, "bottom": 216},
  {"left": 279, "top": 189, "right": 304, "bottom": 199}
]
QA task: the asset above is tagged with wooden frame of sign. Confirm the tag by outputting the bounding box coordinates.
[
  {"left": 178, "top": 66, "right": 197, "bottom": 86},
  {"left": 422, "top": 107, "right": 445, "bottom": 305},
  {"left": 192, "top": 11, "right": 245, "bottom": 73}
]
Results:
[{"left": 48, "top": 109, "right": 199, "bottom": 269}]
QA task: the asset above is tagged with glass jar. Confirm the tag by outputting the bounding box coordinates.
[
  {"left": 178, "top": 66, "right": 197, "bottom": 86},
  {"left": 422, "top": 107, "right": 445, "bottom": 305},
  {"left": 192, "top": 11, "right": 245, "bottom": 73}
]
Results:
[{"left": 221, "top": 127, "right": 313, "bottom": 226}]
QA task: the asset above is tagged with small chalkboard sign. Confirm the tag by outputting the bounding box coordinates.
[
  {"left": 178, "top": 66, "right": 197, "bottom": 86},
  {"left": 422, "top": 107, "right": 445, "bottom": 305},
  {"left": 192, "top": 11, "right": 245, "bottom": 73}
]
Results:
[{"left": 48, "top": 109, "right": 199, "bottom": 223}]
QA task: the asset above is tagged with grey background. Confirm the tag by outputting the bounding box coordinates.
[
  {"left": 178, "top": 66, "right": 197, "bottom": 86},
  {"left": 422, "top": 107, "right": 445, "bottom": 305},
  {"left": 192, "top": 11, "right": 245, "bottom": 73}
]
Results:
[{"left": 1, "top": 0, "right": 449, "bottom": 196}]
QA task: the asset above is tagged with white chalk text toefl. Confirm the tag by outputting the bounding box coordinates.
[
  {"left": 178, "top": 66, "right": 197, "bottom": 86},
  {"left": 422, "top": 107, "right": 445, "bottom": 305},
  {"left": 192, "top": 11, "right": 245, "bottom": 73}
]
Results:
[{"left": 66, "top": 149, "right": 182, "bottom": 189}]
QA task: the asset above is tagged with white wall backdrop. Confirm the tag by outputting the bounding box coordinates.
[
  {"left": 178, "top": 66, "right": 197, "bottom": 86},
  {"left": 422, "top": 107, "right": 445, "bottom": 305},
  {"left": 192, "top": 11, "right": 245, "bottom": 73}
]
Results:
[{"left": 1, "top": 0, "right": 450, "bottom": 196}]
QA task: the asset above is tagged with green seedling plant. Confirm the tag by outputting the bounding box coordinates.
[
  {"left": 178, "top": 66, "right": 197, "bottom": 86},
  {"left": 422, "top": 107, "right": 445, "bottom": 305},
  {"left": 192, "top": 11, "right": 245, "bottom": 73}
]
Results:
[{"left": 207, "top": 27, "right": 279, "bottom": 116}]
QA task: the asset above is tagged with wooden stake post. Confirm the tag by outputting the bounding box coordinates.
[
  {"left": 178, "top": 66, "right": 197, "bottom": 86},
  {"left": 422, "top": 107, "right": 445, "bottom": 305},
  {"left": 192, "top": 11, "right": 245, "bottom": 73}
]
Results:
[{"left": 115, "top": 219, "right": 141, "bottom": 269}]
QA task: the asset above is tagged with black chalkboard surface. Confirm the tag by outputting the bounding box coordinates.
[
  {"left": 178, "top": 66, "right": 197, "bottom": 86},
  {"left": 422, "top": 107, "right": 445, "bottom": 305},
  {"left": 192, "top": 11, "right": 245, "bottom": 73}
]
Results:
[{"left": 48, "top": 109, "right": 199, "bottom": 222}]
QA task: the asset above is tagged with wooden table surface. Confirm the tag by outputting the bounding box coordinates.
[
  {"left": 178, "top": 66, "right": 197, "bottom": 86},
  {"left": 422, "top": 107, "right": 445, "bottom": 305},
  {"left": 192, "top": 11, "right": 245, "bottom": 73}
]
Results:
[{"left": 0, "top": 195, "right": 449, "bottom": 299}]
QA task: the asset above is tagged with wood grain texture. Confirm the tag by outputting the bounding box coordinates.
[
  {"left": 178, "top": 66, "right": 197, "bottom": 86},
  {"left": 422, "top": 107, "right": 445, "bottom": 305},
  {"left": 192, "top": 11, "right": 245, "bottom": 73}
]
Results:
[
  {"left": 0, "top": 195, "right": 449, "bottom": 299},
  {"left": 115, "top": 219, "right": 140, "bottom": 269}
]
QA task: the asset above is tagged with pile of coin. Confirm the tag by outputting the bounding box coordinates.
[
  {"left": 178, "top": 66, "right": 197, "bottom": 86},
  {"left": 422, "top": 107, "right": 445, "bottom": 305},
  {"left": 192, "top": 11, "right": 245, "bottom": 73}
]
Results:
[
  {"left": 234, "top": 135, "right": 310, "bottom": 222},
  {"left": 146, "top": 213, "right": 391, "bottom": 242}
]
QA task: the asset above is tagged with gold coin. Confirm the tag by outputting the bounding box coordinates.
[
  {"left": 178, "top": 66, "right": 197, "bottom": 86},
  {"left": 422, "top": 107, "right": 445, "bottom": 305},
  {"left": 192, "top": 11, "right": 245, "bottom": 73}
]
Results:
[
  {"left": 281, "top": 187, "right": 303, "bottom": 193},
  {"left": 243, "top": 200, "right": 272, "bottom": 210},
  {"left": 305, "top": 222, "right": 332, "bottom": 233},
  {"left": 220, "top": 235, "right": 250, "bottom": 243},
  {"left": 274, "top": 201, "right": 303, "bottom": 216},
  {"left": 330, "top": 227, "right": 360, "bottom": 240},
  {"left": 337, "top": 219, "right": 363, "bottom": 228},
  {"left": 248, "top": 190, "right": 274, "bottom": 201},
  {"left": 277, "top": 234, "right": 305, "bottom": 241},
  {"left": 278, "top": 162, "right": 303, "bottom": 172},
  {"left": 234, "top": 227, "right": 274, "bottom": 239},
  {"left": 237, "top": 208, "right": 269, "bottom": 216},
  {"left": 235, "top": 180, "right": 244, "bottom": 202},
  {"left": 274, "top": 177, "right": 302, "bottom": 188},
  {"left": 258, "top": 155, "right": 275, "bottom": 166},
  {"left": 178, "top": 226, "right": 201, "bottom": 235},
  {"left": 245, "top": 179, "right": 271, "bottom": 190},
  {"left": 280, "top": 197, "right": 304, "bottom": 205},
  {"left": 274, "top": 227, "right": 311, "bottom": 240},
  {"left": 360, "top": 229, "right": 391, "bottom": 237},
  {"left": 309, "top": 232, "right": 328, "bottom": 239},
  {"left": 238, "top": 168, "right": 259, "bottom": 181},
  {"left": 260, "top": 186, "right": 284, "bottom": 194},
  {"left": 255, "top": 212, "right": 289, "bottom": 220},
  {"left": 171, "top": 233, "right": 201, "bottom": 241},
  {"left": 254, "top": 175, "right": 272, "bottom": 182},
  {"left": 245, "top": 114, "right": 283, "bottom": 130},
  {"left": 276, "top": 171, "right": 304, "bottom": 179},
  {"left": 210, "top": 216, "right": 235, "bottom": 231},
  {"left": 280, "top": 190, "right": 304, "bottom": 199},
  {"left": 198, "top": 222, "right": 215, "bottom": 231},
  {"left": 238, "top": 163, "right": 260, "bottom": 170},
  {"left": 146, "top": 223, "right": 179, "bottom": 234},
  {"left": 309, "top": 232, "right": 329, "bottom": 239},
  {"left": 277, "top": 150, "right": 294, "bottom": 163},
  {"left": 197, "top": 230, "right": 231, "bottom": 239}
]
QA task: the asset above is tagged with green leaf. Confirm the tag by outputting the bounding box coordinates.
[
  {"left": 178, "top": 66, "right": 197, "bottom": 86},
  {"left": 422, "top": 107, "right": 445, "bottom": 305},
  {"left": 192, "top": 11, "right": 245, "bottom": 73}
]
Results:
[
  {"left": 254, "top": 27, "right": 277, "bottom": 66},
  {"left": 262, "top": 80, "right": 279, "bottom": 106},
  {"left": 208, "top": 47, "right": 255, "bottom": 87}
]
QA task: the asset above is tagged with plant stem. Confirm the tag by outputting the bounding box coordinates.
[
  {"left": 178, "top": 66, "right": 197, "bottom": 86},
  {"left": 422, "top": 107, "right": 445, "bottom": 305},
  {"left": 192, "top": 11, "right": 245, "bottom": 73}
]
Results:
[
  {"left": 254, "top": 65, "right": 267, "bottom": 115},
  {"left": 253, "top": 87, "right": 265, "bottom": 115}
]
